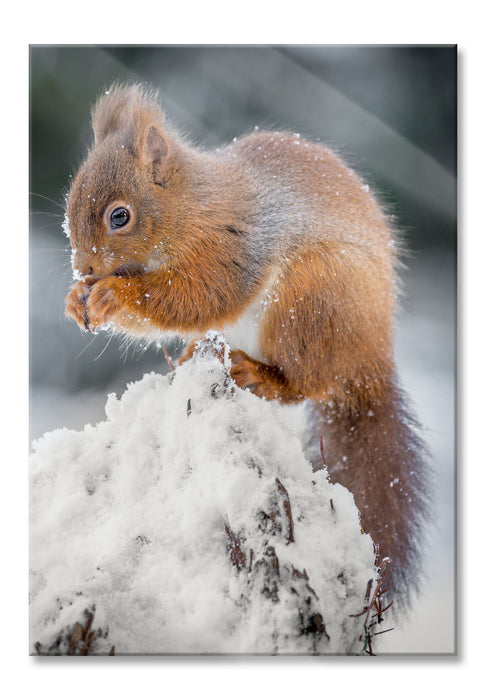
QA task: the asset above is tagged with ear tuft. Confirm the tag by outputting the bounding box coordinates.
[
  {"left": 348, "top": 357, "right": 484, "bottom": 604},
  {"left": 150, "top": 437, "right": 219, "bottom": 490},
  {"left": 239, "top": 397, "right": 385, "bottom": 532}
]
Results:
[
  {"left": 143, "top": 124, "right": 169, "bottom": 184},
  {"left": 91, "top": 83, "right": 163, "bottom": 147}
]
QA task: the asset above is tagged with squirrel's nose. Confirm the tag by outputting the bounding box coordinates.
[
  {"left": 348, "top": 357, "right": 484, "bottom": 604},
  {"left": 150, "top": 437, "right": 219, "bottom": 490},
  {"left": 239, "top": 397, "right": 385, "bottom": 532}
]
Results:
[{"left": 72, "top": 250, "right": 94, "bottom": 278}]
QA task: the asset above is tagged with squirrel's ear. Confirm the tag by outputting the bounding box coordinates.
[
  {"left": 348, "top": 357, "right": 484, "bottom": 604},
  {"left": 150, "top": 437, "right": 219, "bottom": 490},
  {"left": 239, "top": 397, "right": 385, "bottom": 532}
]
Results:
[
  {"left": 143, "top": 124, "right": 170, "bottom": 185},
  {"left": 92, "top": 90, "right": 127, "bottom": 146}
]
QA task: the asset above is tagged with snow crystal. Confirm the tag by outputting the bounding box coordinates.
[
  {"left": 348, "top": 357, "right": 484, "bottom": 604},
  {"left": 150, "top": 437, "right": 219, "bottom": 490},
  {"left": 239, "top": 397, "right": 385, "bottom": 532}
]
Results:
[
  {"left": 62, "top": 213, "right": 71, "bottom": 239},
  {"left": 30, "top": 333, "right": 379, "bottom": 655}
]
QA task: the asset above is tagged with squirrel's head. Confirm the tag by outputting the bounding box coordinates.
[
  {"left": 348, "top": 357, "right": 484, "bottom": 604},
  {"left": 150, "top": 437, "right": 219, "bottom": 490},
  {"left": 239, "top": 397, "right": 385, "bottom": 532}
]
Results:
[{"left": 65, "top": 84, "right": 174, "bottom": 281}]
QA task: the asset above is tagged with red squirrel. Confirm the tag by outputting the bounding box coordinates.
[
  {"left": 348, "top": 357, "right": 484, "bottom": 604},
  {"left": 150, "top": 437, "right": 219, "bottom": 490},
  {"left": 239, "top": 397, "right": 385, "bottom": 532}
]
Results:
[{"left": 64, "top": 84, "right": 430, "bottom": 607}]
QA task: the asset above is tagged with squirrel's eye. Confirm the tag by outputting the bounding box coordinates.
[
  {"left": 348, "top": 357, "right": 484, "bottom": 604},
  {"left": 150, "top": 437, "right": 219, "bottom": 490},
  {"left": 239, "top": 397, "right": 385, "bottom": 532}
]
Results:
[{"left": 110, "top": 207, "right": 130, "bottom": 229}]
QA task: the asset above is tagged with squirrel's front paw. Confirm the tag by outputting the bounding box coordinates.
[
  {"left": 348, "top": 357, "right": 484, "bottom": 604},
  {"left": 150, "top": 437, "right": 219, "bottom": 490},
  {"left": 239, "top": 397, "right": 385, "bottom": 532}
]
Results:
[
  {"left": 65, "top": 279, "right": 96, "bottom": 331},
  {"left": 85, "top": 277, "right": 125, "bottom": 331}
]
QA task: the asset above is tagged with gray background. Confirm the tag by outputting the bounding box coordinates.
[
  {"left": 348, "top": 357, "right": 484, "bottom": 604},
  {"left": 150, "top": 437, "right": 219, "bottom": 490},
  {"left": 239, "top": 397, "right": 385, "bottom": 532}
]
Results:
[{"left": 29, "top": 45, "right": 456, "bottom": 653}]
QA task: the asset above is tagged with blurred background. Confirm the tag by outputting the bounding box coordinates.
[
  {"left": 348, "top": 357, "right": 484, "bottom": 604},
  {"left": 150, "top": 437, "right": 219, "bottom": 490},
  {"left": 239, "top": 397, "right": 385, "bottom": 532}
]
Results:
[{"left": 29, "top": 45, "right": 456, "bottom": 654}]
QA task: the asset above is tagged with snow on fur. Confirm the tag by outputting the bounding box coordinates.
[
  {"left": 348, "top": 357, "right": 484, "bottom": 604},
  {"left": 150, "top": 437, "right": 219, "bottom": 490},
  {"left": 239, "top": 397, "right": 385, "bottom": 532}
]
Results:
[{"left": 30, "top": 332, "right": 379, "bottom": 655}]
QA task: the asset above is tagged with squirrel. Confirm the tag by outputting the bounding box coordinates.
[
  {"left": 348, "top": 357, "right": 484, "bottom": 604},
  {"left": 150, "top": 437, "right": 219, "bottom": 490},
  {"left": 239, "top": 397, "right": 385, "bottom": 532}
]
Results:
[{"left": 64, "top": 83, "right": 430, "bottom": 608}]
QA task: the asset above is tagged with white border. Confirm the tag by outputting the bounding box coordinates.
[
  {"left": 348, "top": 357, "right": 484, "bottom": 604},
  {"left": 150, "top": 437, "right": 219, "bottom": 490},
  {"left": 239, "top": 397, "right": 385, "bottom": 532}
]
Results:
[{"left": 2, "top": 2, "right": 483, "bottom": 696}]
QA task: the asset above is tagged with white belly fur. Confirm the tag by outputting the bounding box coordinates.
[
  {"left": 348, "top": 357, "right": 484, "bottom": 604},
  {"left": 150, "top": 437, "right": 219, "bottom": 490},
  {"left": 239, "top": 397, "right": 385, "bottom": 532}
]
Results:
[
  {"left": 222, "top": 297, "right": 265, "bottom": 362},
  {"left": 221, "top": 273, "right": 278, "bottom": 363}
]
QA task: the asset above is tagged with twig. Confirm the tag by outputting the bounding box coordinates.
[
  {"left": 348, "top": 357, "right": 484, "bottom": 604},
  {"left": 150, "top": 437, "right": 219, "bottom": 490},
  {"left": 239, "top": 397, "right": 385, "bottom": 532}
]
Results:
[
  {"left": 351, "top": 559, "right": 394, "bottom": 655},
  {"left": 163, "top": 345, "right": 175, "bottom": 370}
]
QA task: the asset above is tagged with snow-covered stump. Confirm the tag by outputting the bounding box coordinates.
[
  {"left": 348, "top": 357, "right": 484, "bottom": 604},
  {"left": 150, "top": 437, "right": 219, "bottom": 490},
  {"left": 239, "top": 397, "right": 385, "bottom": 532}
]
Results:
[{"left": 30, "top": 333, "right": 383, "bottom": 655}]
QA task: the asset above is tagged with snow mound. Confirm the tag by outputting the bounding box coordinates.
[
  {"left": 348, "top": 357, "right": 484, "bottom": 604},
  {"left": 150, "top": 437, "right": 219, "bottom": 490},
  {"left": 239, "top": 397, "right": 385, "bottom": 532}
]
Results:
[{"left": 30, "top": 332, "right": 379, "bottom": 655}]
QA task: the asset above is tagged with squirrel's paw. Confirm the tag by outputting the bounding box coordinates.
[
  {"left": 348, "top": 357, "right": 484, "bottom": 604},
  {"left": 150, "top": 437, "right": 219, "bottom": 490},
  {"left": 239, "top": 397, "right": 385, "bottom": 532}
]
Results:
[
  {"left": 65, "top": 279, "right": 96, "bottom": 331},
  {"left": 230, "top": 349, "right": 271, "bottom": 398},
  {"left": 85, "top": 277, "right": 126, "bottom": 330},
  {"left": 230, "top": 349, "right": 299, "bottom": 402}
]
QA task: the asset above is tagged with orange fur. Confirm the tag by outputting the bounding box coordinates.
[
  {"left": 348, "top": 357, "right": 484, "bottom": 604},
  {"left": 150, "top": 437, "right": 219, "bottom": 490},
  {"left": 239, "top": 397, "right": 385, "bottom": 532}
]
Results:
[{"left": 64, "top": 84, "right": 429, "bottom": 606}]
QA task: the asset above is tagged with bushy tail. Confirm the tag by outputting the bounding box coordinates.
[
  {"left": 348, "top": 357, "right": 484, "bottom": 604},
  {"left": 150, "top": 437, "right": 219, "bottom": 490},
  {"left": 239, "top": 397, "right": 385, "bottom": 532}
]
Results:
[{"left": 312, "top": 377, "right": 431, "bottom": 608}]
